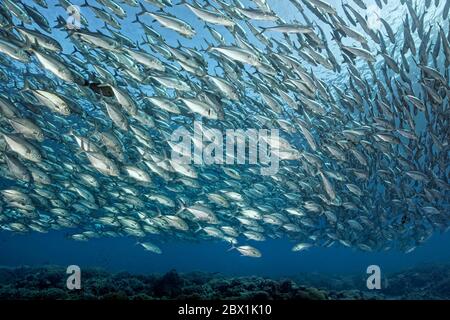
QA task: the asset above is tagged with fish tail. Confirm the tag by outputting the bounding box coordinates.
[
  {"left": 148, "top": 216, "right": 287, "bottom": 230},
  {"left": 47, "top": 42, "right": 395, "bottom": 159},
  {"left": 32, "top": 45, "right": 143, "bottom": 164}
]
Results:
[
  {"left": 64, "top": 27, "right": 77, "bottom": 39},
  {"left": 0, "top": 126, "right": 8, "bottom": 137},
  {"left": 131, "top": 14, "right": 140, "bottom": 24},
  {"left": 101, "top": 22, "right": 110, "bottom": 31},
  {"left": 20, "top": 77, "right": 31, "bottom": 93},
  {"left": 137, "top": 3, "right": 147, "bottom": 16},
  {"left": 257, "top": 27, "right": 267, "bottom": 35},
  {"left": 67, "top": 126, "right": 75, "bottom": 137},
  {"left": 139, "top": 36, "right": 147, "bottom": 46},
  {"left": 175, "top": 201, "right": 186, "bottom": 215},
  {"left": 53, "top": 15, "right": 66, "bottom": 29},
  {"left": 71, "top": 45, "right": 82, "bottom": 56}
]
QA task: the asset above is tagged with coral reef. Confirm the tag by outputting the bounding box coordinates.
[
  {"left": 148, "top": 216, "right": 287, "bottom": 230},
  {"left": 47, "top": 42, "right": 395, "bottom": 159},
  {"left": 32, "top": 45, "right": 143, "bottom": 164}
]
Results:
[{"left": 0, "top": 264, "right": 448, "bottom": 300}]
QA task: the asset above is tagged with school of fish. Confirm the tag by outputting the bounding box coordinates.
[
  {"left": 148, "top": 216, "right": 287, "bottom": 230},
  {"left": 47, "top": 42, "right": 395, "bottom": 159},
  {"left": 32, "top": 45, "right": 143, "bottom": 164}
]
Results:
[{"left": 0, "top": 0, "right": 449, "bottom": 257}]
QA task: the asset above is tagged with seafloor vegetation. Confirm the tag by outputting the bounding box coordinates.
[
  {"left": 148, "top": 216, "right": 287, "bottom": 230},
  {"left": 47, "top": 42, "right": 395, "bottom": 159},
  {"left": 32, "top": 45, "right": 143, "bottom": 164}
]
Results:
[{"left": 0, "top": 264, "right": 449, "bottom": 300}]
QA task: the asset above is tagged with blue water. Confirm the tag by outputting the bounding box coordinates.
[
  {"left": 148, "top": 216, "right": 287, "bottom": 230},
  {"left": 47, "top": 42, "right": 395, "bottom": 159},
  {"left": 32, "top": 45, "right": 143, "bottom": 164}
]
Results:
[{"left": 1, "top": 230, "right": 449, "bottom": 276}]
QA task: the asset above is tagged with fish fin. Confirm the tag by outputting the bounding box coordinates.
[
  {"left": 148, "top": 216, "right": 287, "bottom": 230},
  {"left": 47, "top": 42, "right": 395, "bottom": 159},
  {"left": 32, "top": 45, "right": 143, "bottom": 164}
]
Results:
[
  {"left": 175, "top": 201, "right": 186, "bottom": 215},
  {"left": 257, "top": 27, "right": 267, "bottom": 36},
  {"left": 173, "top": 91, "right": 182, "bottom": 102},
  {"left": 3, "top": 24, "right": 14, "bottom": 32},
  {"left": 137, "top": 3, "right": 148, "bottom": 16},
  {"left": 54, "top": 15, "right": 67, "bottom": 29},
  {"left": 203, "top": 39, "right": 213, "bottom": 48},
  {"left": 410, "top": 56, "right": 419, "bottom": 66},
  {"left": 101, "top": 22, "right": 110, "bottom": 31},
  {"left": 71, "top": 45, "right": 81, "bottom": 56},
  {"left": 67, "top": 125, "right": 76, "bottom": 138},
  {"left": 21, "top": 36, "right": 34, "bottom": 53},
  {"left": 20, "top": 77, "right": 32, "bottom": 93},
  {"left": 0, "top": 126, "right": 8, "bottom": 137},
  {"left": 64, "top": 29, "right": 76, "bottom": 39},
  {"left": 139, "top": 37, "right": 148, "bottom": 47},
  {"left": 131, "top": 14, "right": 141, "bottom": 24},
  {"left": 194, "top": 223, "right": 202, "bottom": 233}
]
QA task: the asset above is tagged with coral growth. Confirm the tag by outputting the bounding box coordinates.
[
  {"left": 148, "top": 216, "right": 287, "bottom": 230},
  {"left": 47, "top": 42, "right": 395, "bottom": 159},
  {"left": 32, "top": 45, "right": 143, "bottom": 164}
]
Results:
[{"left": 0, "top": 264, "right": 448, "bottom": 300}]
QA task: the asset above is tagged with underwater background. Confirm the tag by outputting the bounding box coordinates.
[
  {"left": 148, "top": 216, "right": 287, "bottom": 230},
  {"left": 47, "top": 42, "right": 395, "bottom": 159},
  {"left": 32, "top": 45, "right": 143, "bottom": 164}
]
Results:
[
  {"left": 0, "top": 0, "right": 449, "bottom": 299},
  {"left": 1, "top": 230, "right": 450, "bottom": 276}
]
